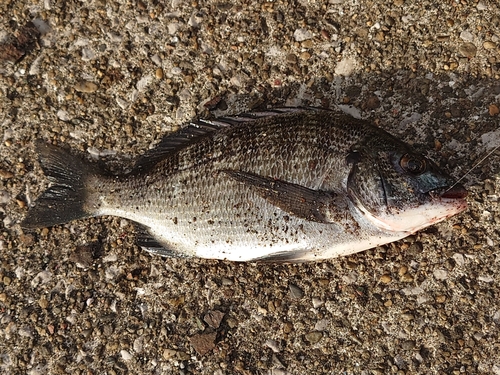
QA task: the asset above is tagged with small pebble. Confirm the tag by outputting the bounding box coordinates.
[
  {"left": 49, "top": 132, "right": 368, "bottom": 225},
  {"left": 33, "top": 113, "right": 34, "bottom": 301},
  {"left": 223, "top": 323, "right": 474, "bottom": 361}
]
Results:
[
  {"left": 436, "top": 295, "right": 446, "bottom": 303},
  {"left": 484, "top": 41, "right": 496, "bottom": 49},
  {"left": 299, "top": 51, "right": 311, "bottom": 60},
  {"left": 452, "top": 253, "right": 465, "bottom": 266},
  {"left": 401, "top": 340, "right": 415, "bottom": 350},
  {"left": 489, "top": 104, "right": 499, "bottom": 116},
  {"left": 19, "top": 233, "right": 35, "bottom": 246},
  {"left": 0, "top": 169, "right": 14, "bottom": 179},
  {"left": 133, "top": 336, "right": 144, "bottom": 353},
  {"left": 433, "top": 269, "right": 448, "bottom": 280},
  {"left": 301, "top": 40, "right": 314, "bottom": 48},
  {"left": 304, "top": 331, "right": 323, "bottom": 344},
  {"left": 477, "top": 1, "right": 487, "bottom": 10},
  {"left": 398, "top": 266, "right": 408, "bottom": 277},
  {"left": 493, "top": 310, "right": 500, "bottom": 324},
  {"left": 120, "top": 350, "right": 133, "bottom": 361},
  {"left": 137, "top": 0, "right": 147, "bottom": 10},
  {"left": 283, "top": 322, "right": 293, "bottom": 334},
  {"left": 400, "top": 273, "right": 414, "bottom": 282},
  {"left": 365, "top": 95, "right": 381, "bottom": 110},
  {"left": 189, "top": 332, "right": 217, "bottom": 355},
  {"left": 163, "top": 349, "right": 178, "bottom": 360},
  {"left": 458, "top": 42, "right": 477, "bottom": 58},
  {"left": 401, "top": 313, "right": 414, "bottom": 321},
  {"left": 74, "top": 80, "right": 98, "bottom": 93},
  {"left": 293, "top": 28, "right": 313, "bottom": 42},
  {"left": 314, "top": 319, "right": 329, "bottom": 331},
  {"left": 289, "top": 284, "right": 304, "bottom": 299},
  {"left": 0, "top": 190, "right": 10, "bottom": 204},
  {"left": 46, "top": 324, "right": 54, "bottom": 335},
  {"left": 380, "top": 274, "right": 392, "bottom": 284},
  {"left": 155, "top": 68, "right": 164, "bottom": 79},
  {"left": 460, "top": 30, "right": 474, "bottom": 42},
  {"left": 38, "top": 296, "right": 48, "bottom": 309},
  {"left": 286, "top": 53, "right": 298, "bottom": 64},
  {"left": 265, "top": 339, "right": 280, "bottom": 353},
  {"left": 69, "top": 244, "right": 94, "bottom": 268},
  {"left": 203, "top": 310, "right": 225, "bottom": 329},
  {"left": 312, "top": 297, "right": 324, "bottom": 308}
]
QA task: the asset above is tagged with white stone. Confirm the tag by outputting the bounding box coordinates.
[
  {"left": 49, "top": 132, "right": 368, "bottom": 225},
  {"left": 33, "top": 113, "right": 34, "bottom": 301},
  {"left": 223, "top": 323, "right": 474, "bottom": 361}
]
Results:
[
  {"left": 476, "top": 2, "right": 487, "bottom": 10},
  {"left": 334, "top": 57, "right": 357, "bottom": 76},
  {"left": 57, "top": 110, "right": 70, "bottom": 122},
  {"left": 293, "top": 28, "right": 313, "bottom": 42},
  {"left": 312, "top": 297, "right": 324, "bottom": 308},
  {"left": 31, "top": 270, "right": 52, "bottom": 287},
  {"left": 264, "top": 339, "right": 280, "bottom": 353},
  {"left": 452, "top": 253, "right": 465, "bottom": 266},
  {"left": 168, "top": 22, "right": 180, "bottom": 35},
  {"left": 121, "top": 350, "right": 133, "bottom": 361},
  {"left": 136, "top": 75, "right": 153, "bottom": 91},
  {"left": 433, "top": 269, "right": 448, "bottom": 280},
  {"left": 460, "top": 30, "right": 474, "bottom": 42},
  {"left": 0, "top": 190, "right": 10, "bottom": 204},
  {"left": 478, "top": 275, "right": 494, "bottom": 283},
  {"left": 314, "top": 319, "right": 329, "bottom": 331},
  {"left": 81, "top": 47, "right": 96, "bottom": 61}
]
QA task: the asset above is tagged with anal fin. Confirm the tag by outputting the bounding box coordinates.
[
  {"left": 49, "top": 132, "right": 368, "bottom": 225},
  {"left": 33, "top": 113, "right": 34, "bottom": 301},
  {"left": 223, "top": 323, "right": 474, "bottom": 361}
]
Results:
[
  {"left": 251, "top": 249, "right": 314, "bottom": 263},
  {"left": 223, "top": 170, "right": 337, "bottom": 224},
  {"left": 133, "top": 224, "right": 186, "bottom": 258}
]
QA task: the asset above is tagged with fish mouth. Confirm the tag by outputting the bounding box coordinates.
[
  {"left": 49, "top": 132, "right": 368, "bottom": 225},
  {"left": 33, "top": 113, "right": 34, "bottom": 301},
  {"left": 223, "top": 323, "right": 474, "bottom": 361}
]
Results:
[{"left": 429, "top": 183, "right": 468, "bottom": 200}]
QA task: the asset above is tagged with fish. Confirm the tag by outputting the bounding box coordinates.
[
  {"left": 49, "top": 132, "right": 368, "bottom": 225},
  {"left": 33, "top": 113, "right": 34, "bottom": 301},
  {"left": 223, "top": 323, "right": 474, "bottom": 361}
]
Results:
[{"left": 21, "top": 108, "right": 468, "bottom": 262}]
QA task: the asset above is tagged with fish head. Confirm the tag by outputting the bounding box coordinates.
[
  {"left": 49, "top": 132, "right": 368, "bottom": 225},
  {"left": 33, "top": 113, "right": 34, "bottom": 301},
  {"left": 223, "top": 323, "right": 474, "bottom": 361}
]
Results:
[{"left": 346, "top": 142, "right": 467, "bottom": 233}]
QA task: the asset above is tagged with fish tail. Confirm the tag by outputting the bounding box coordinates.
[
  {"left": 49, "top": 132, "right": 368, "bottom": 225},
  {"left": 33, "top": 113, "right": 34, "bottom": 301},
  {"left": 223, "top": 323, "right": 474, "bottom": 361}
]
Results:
[{"left": 21, "top": 140, "right": 95, "bottom": 228}]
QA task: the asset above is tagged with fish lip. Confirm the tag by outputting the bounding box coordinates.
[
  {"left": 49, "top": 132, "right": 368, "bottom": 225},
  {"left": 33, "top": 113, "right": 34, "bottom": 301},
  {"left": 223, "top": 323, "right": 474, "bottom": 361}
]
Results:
[{"left": 429, "top": 184, "right": 468, "bottom": 200}]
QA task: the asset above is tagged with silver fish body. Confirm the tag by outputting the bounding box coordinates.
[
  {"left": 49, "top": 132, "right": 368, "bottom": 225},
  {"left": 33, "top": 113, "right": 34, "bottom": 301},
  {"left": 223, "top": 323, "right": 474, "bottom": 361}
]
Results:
[{"left": 22, "top": 108, "right": 467, "bottom": 262}]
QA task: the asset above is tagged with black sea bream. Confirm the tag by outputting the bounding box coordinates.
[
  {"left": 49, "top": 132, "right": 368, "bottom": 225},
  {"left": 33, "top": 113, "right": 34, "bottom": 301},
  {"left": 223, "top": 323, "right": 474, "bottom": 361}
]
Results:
[{"left": 22, "top": 108, "right": 467, "bottom": 262}]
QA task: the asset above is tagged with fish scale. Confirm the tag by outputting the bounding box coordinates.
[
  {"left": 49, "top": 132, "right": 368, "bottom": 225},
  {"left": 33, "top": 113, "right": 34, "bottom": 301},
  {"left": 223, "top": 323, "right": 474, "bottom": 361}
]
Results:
[{"left": 22, "top": 108, "right": 467, "bottom": 262}]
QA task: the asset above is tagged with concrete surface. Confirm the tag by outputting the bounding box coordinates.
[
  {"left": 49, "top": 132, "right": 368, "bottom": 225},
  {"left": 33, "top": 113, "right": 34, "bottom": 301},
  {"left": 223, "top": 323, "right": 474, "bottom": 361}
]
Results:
[{"left": 1, "top": 0, "right": 500, "bottom": 374}]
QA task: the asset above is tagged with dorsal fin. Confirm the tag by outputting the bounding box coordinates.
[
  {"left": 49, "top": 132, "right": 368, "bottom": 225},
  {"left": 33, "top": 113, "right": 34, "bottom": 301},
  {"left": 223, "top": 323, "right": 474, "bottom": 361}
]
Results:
[
  {"left": 131, "top": 120, "right": 225, "bottom": 173},
  {"left": 131, "top": 107, "right": 315, "bottom": 173}
]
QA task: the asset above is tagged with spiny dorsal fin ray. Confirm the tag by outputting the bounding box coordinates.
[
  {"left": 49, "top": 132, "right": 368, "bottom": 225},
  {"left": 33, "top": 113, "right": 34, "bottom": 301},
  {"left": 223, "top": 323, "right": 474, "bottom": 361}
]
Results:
[{"left": 131, "top": 121, "right": 223, "bottom": 174}]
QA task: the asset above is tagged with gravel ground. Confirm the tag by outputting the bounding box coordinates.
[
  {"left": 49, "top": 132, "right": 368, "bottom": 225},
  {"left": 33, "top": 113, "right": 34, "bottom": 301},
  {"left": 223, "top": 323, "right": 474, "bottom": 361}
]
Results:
[{"left": 1, "top": 0, "right": 500, "bottom": 374}]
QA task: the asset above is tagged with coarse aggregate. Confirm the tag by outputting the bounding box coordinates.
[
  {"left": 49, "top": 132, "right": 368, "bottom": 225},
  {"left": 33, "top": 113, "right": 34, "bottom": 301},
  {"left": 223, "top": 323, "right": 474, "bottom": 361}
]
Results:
[{"left": 1, "top": 0, "right": 500, "bottom": 374}]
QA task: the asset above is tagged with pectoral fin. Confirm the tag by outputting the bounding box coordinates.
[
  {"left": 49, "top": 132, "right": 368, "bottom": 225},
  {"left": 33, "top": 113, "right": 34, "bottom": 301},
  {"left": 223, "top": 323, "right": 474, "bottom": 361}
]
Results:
[{"left": 223, "top": 170, "right": 336, "bottom": 224}]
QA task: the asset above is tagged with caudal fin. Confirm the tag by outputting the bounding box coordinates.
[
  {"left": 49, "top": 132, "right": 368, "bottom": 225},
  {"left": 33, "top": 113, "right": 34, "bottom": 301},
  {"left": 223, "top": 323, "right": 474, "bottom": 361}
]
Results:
[{"left": 21, "top": 140, "right": 94, "bottom": 228}]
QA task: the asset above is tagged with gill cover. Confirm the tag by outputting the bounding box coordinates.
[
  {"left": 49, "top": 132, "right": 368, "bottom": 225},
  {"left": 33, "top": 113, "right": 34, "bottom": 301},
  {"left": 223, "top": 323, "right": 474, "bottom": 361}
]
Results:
[{"left": 346, "top": 145, "right": 465, "bottom": 232}]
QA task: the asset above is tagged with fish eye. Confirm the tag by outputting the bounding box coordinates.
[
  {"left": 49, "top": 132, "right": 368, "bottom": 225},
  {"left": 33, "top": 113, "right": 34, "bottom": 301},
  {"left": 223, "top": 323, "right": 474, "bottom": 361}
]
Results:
[{"left": 400, "top": 154, "right": 426, "bottom": 174}]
